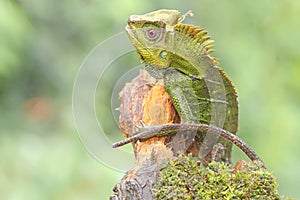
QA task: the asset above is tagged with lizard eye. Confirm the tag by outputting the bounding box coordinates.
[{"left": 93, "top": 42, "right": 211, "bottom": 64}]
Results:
[{"left": 146, "top": 28, "right": 159, "bottom": 39}]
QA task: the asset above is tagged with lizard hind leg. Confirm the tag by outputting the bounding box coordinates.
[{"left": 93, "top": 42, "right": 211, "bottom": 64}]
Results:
[
  {"left": 175, "top": 131, "right": 226, "bottom": 166},
  {"left": 198, "top": 142, "right": 226, "bottom": 167},
  {"left": 210, "top": 143, "right": 225, "bottom": 163}
]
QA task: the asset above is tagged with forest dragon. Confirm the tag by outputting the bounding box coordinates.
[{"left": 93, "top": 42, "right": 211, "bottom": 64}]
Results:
[{"left": 114, "top": 9, "right": 244, "bottom": 164}]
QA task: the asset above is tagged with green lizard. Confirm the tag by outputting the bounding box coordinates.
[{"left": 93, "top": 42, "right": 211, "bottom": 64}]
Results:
[{"left": 123, "top": 9, "right": 238, "bottom": 164}]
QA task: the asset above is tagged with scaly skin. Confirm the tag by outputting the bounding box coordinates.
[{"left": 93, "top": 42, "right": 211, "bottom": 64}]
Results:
[{"left": 125, "top": 9, "right": 238, "bottom": 163}]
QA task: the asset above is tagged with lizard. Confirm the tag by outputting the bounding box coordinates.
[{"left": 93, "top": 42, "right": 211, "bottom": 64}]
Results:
[{"left": 119, "top": 9, "right": 239, "bottom": 164}]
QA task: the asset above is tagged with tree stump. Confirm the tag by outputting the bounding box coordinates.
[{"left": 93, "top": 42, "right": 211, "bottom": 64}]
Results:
[{"left": 110, "top": 69, "right": 180, "bottom": 199}]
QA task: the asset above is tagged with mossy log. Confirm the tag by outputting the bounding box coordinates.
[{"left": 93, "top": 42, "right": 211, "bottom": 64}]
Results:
[{"left": 110, "top": 70, "right": 285, "bottom": 200}]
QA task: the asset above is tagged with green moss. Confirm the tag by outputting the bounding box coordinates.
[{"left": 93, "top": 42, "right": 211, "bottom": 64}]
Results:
[{"left": 153, "top": 154, "right": 290, "bottom": 199}]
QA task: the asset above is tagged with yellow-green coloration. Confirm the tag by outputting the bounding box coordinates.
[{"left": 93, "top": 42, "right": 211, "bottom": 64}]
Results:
[
  {"left": 126, "top": 9, "right": 238, "bottom": 163},
  {"left": 154, "top": 154, "right": 287, "bottom": 199}
]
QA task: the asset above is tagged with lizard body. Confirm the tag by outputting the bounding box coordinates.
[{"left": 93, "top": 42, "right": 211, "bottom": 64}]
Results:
[{"left": 124, "top": 9, "right": 238, "bottom": 163}]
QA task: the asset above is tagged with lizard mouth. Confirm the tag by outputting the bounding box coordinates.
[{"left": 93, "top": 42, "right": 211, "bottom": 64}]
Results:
[
  {"left": 125, "top": 24, "right": 160, "bottom": 65},
  {"left": 125, "top": 25, "right": 137, "bottom": 41},
  {"left": 125, "top": 24, "right": 145, "bottom": 50}
]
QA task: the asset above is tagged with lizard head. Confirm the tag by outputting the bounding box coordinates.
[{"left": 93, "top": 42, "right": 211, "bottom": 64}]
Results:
[
  {"left": 126, "top": 10, "right": 217, "bottom": 78},
  {"left": 125, "top": 9, "right": 182, "bottom": 69}
]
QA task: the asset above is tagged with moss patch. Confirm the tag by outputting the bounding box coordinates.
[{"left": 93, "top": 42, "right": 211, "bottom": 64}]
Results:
[{"left": 153, "top": 154, "right": 291, "bottom": 199}]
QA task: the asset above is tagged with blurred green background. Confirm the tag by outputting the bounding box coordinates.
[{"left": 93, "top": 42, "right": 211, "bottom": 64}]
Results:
[{"left": 1, "top": 0, "right": 299, "bottom": 199}]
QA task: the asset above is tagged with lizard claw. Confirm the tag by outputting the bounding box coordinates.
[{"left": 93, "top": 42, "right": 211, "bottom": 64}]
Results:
[
  {"left": 135, "top": 120, "right": 148, "bottom": 131},
  {"left": 139, "top": 120, "right": 146, "bottom": 127}
]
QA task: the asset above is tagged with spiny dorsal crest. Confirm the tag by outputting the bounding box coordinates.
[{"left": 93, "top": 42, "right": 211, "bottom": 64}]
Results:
[{"left": 174, "top": 24, "right": 218, "bottom": 64}]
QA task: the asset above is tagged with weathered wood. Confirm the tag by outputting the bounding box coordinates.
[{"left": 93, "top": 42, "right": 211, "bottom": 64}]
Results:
[
  {"left": 118, "top": 70, "right": 180, "bottom": 161},
  {"left": 111, "top": 70, "right": 179, "bottom": 199}
]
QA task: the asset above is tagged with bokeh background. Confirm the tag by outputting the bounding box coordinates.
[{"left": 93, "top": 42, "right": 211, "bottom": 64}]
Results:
[{"left": 1, "top": 0, "right": 300, "bottom": 199}]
